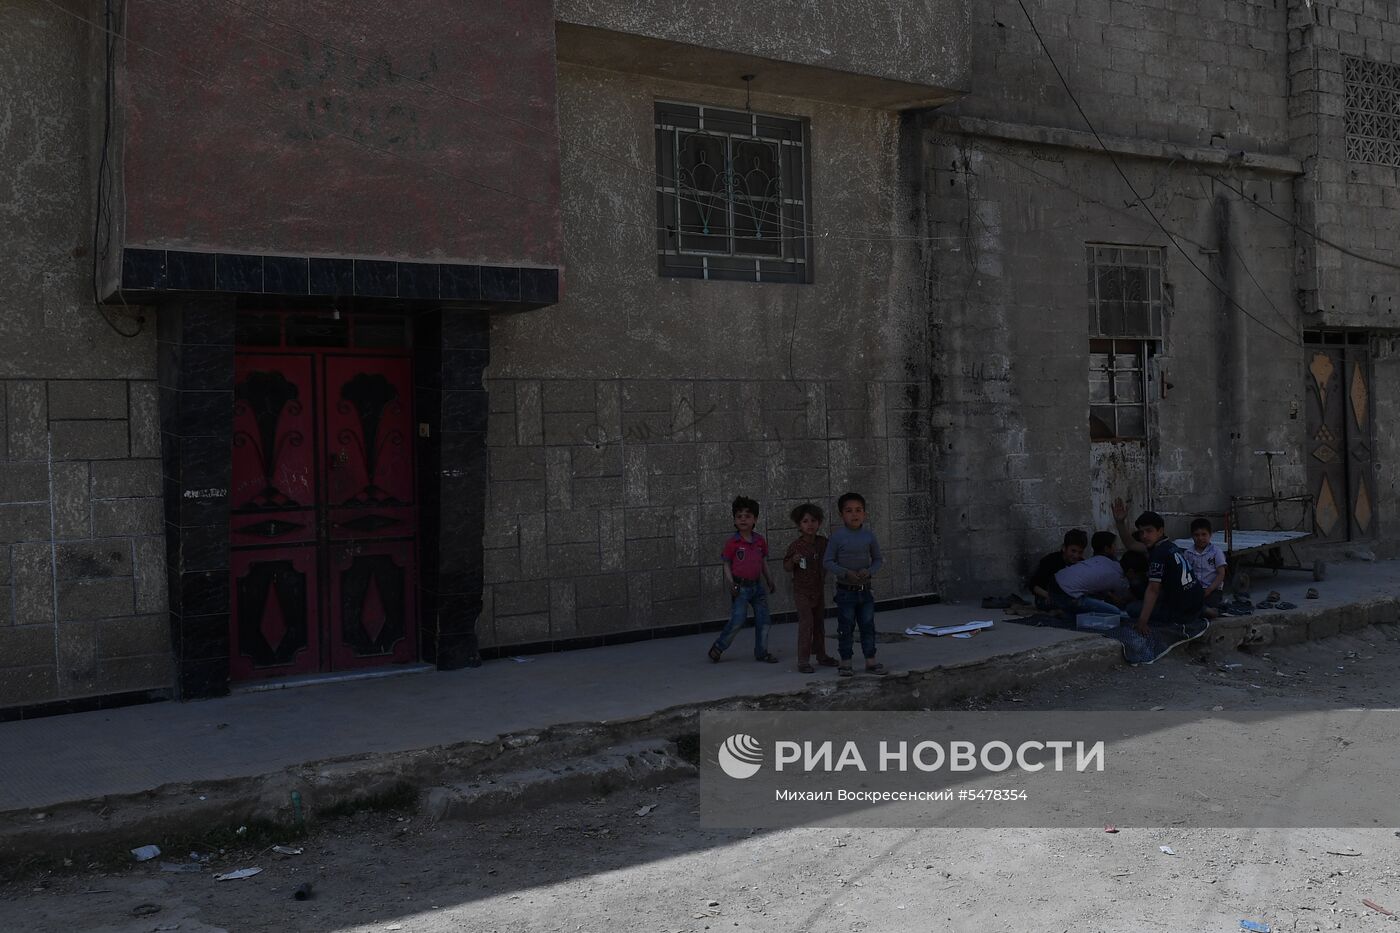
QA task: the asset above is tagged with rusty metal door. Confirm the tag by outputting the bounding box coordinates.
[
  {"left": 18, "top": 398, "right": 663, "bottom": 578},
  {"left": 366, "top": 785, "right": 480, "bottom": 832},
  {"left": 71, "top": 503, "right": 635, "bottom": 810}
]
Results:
[{"left": 1305, "top": 333, "right": 1376, "bottom": 542}]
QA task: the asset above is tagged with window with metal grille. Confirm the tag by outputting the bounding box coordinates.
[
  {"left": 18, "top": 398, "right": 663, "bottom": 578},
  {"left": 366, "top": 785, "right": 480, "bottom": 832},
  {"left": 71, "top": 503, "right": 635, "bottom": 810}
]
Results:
[
  {"left": 654, "top": 101, "right": 810, "bottom": 283},
  {"left": 1345, "top": 55, "right": 1400, "bottom": 167},
  {"left": 1085, "top": 244, "right": 1165, "bottom": 338},
  {"left": 1089, "top": 339, "right": 1150, "bottom": 440},
  {"left": 1086, "top": 244, "right": 1163, "bottom": 441}
]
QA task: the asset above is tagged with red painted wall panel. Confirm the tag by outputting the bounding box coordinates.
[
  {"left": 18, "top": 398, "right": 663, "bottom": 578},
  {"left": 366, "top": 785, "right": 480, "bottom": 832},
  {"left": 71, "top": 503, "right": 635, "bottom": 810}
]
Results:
[{"left": 121, "top": 0, "right": 561, "bottom": 267}]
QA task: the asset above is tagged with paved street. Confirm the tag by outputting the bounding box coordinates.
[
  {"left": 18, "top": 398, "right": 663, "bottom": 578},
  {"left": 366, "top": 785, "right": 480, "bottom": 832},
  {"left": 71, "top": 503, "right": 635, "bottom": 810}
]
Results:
[{"left": 5, "top": 616, "right": 1399, "bottom": 932}]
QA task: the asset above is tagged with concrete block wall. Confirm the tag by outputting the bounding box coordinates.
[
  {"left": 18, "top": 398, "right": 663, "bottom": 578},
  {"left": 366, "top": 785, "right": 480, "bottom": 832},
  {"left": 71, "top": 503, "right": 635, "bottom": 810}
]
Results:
[
  {"left": 955, "top": 0, "right": 1290, "bottom": 152},
  {"left": 1290, "top": 0, "right": 1400, "bottom": 325},
  {"left": 1288, "top": 0, "right": 1400, "bottom": 548},
  {"left": 925, "top": 142, "right": 1302, "bottom": 592},
  {"left": 477, "top": 376, "right": 933, "bottom": 647},
  {"left": 480, "top": 66, "right": 932, "bottom": 646},
  {"left": 1, "top": 4, "right": 172, "bottom": 711},
  {"left": 916, "top": 0, "right": 1334, "bottom": 591},
  {"left": 0, "top": 380, "right": 169, "bottom": 708}
]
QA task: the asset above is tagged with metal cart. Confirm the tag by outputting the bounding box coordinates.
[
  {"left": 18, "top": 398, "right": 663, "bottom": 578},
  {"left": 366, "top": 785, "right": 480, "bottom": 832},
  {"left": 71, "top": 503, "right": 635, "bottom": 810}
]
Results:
[{"left": 1173, "top": 452, "right": 1323, "bottom": 581}]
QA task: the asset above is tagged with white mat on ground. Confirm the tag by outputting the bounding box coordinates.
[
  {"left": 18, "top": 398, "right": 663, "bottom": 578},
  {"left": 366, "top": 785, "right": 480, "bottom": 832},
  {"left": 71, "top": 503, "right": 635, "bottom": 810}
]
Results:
[{"left": 904, "top": 620, "right": 995, "bottom": 637}]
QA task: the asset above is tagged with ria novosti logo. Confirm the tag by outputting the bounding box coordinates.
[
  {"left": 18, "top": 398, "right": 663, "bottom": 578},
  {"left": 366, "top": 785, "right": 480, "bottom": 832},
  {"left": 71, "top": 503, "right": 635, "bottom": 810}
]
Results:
[{"left": 717, "top": 733, "right": 764, "bottom": 779}]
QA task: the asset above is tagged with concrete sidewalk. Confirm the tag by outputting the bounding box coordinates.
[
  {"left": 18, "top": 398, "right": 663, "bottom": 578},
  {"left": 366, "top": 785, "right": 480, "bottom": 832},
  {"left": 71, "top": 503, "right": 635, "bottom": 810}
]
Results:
[
  {"left": 2, "top": 559, "right": 1396, "bottom": 855},
  {"left": 2, "top": 600, "right": 1101, "bottom": 813}
]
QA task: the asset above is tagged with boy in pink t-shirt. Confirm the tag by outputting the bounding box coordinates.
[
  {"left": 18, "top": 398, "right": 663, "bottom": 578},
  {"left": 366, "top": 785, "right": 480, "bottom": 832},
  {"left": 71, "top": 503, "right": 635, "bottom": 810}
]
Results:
[{"left": 708, "top": 495, "right": 779, "bottom": 663}]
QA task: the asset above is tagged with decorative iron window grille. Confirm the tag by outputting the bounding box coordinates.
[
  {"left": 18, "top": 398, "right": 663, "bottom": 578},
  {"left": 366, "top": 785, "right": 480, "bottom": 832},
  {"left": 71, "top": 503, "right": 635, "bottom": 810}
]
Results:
[
  {"left": 654, "top": 101, "right": 810, "bottom": 283},
  {"left": 1344, "top": 55, "right": 1400, "bottom": 167},
  {"left": 1085, "top": 244, "right": 1165, "bottom": 339}
]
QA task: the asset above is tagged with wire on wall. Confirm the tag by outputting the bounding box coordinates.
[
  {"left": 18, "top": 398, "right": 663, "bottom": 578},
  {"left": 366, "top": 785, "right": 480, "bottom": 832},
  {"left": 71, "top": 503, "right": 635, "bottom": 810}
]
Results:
[
  {"left": 1013, "top": 0, "right": 1302, "bottom": 349},
  {"left": 93, "top": 0, "right": 142, "bottom": 338}
]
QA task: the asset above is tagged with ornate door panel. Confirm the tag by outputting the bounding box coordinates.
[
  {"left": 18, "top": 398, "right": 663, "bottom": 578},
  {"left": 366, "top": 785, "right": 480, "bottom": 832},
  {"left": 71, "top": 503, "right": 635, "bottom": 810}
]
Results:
[
  {"left": 322, "top": 356, "right": 417, "bottom": 668},
  {"left": 1305, "top": 336, "right": 1377, "bottom": 542},
  {"left": 231, "top": 354, "right": 320, "bottom": 678},
  {"left": 1345, "top": 352, "right": 1377, "bottom": 538},
  {"left": 230, "top": 548, "right": 320, "bottom": 680},
  {"left": 230, "top": 320, "right": 418, "bottom": 682},
  {"left": 328, "top": 541, "right": 416, "bottom": 669}
]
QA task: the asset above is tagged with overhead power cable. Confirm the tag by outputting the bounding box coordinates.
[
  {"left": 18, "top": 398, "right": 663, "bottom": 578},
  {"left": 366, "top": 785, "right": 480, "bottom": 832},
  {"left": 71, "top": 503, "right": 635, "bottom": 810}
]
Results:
[{"left": 1014, "top": 0, "right": 1302, "bottom": 348}]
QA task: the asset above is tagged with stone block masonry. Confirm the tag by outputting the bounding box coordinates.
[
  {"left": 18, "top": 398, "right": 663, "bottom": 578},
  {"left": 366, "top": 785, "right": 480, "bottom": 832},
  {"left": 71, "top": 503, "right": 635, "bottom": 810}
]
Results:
[
  {"left": 0, "top": 379, "right": 169, "bottom": 711},
  {"left": 480, "top": 377, "right": 936, "bottom": 648}
]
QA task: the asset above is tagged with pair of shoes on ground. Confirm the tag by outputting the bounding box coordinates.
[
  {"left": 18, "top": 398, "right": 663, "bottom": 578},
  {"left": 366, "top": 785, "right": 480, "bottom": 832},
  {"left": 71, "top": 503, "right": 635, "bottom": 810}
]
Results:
[
  {"left": 797, "top": 656, "right": 840, "bottom": 674},
  {"left": 837, "top": 662, "right": 888, "bottom": 677},
  {"left": 1255, "top": 590, "right": 1298, "bottom": 610},
  {"left": 1220, "top": 595, "right": 1255, "bottom": 616},
  {"left": 708, "top": 647, "right": 780, "bottom": 664}
]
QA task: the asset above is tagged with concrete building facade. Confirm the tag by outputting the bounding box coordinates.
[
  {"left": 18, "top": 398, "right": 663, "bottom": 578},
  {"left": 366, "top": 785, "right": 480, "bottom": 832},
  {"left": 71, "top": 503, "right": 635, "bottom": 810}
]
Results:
[
  {"left": 927, "top": 0, "right": 1400, "bottom": 591},
  {"left": 2, "top": 0, "right": 1397, "bottom": 715}
]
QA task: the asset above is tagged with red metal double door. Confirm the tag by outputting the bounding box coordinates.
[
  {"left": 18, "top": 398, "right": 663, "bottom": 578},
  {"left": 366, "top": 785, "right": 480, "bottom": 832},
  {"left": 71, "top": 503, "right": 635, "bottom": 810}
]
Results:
[{"left": 231, "top": 343, "right": 417, "bottom": 680}]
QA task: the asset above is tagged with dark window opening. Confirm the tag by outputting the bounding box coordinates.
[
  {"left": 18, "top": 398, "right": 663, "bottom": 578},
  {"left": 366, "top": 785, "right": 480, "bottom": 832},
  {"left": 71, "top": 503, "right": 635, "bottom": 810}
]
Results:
[{"left": 1086, "top": 244, "right": 1164, "bottom": 338}]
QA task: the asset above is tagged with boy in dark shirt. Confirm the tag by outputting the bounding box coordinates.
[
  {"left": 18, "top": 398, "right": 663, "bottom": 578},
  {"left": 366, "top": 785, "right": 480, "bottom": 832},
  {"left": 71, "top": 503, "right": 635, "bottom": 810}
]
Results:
[
  {"left": 1120, "top": 550, "right": 1149, "bottom": 610},
  {"left": 1028, "top": 529, "right": 1088, "bottom": 611},
  {"left": 783, "top": 503, "right": 836, "bottom": 674},
  {"left": 1127, "top": 511, "right": 1207, "bottom": 663}
]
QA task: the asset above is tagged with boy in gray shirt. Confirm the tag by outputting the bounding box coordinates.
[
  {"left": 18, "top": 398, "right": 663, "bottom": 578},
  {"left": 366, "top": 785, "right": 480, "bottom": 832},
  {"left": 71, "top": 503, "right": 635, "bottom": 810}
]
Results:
[{"left": 822, "top": 491, "right": 889, "bottom": 677}]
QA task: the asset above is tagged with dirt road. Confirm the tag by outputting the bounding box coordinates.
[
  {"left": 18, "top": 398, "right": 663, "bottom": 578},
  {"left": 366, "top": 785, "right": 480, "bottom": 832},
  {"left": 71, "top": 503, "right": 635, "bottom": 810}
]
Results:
[{"left": 5, "top": 624, "right": 1399, "bottom": 932}]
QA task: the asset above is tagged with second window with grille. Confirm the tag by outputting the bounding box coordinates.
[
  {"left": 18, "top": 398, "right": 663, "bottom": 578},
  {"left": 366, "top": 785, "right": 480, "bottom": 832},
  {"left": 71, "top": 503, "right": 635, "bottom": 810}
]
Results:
[{"left": 1086, "top": 245, "right": 1165, "bottom": 441}]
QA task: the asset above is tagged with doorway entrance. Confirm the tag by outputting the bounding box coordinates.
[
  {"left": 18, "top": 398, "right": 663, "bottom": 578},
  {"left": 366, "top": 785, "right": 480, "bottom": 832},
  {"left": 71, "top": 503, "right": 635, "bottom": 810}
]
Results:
[
  {"left": 230, "top": 312, "right": 418, "bottom": 681},
  {"left": 1303, "top": 330, "right": 1376, "bottom": 543}
]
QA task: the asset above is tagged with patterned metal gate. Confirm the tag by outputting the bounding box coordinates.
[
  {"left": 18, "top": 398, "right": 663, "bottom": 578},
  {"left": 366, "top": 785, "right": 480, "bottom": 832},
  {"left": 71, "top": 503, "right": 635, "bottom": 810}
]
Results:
[
  {"left": 1304, "top": 332, "right": 1376, "bottom": 543},
  {"left": 230, "top": 313, "right": 417, "bottom": 680}
]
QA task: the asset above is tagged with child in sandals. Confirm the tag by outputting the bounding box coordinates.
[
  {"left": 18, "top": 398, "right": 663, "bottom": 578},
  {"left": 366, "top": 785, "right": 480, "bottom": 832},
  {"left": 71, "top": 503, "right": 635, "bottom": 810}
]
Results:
[{"left": 783, "top": 503, "right": 837, "bottom": 674}]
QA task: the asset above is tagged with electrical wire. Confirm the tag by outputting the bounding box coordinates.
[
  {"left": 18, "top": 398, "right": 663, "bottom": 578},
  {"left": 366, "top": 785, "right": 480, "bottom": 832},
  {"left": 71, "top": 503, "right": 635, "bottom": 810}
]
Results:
[
  {"left": 91, "top": 0, "right": 142, "bottom": 337},
  {"left": 1014, "top": 0, "right": 1302, "bottom": 349},
  {"left": 1194, "top": 176, "right": 1301, "bottom": 340},
  {"left": 1207, "top": 172, "right": 1400, "bottom": 274},
  {"left": 983, "top": 145, "right": 1295, "bottom": 341}
]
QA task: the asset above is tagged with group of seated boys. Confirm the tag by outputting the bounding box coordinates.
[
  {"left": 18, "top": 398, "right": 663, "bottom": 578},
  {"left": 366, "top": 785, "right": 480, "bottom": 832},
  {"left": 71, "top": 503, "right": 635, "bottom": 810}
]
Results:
[{"left": 1027, "top": 504, "right": 1228, "bottom": 637}]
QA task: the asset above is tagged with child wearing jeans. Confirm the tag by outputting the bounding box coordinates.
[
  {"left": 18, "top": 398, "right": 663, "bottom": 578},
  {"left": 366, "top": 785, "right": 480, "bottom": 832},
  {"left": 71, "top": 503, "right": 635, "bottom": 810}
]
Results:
[
  {"left": 709, "top": 496, "right": 779, "bottom": 664},
  {"left": 783, "top": 503, "right": 837, "bottom": 674},
  {"left": 822, "top": 491, "right": 888, "bottom": 677}
]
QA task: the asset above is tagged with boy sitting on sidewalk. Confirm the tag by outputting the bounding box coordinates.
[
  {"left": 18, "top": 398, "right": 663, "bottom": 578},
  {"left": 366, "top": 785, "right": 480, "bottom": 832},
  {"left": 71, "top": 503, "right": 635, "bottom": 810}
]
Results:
[
  {"left": 1052, "top": 531, "right": 1131, "bottom": 619},
  {"left": 823, "top": 492, "right": 888, "bottom": 678},
  {"left": 1128, "top": 510, "right": 1207, "bottom": 663},
  {"left": 1028, "top": 529, "right": 1088, "bottom": 611},
  {"left": 708, "top": 496, "right": 779, "bottom": 664},
  {"left": 1184, "top": 517, "right": 1228, "bottom": 617},
  {"left": 783, "top": 503, "right": 837, "bottom": 674}
]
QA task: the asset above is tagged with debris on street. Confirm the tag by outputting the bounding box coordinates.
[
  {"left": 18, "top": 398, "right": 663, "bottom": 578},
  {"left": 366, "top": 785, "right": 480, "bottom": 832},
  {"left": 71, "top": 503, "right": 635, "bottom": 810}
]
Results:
[{"left": 213, "top": 868, "right": 262, "bottom": 882}]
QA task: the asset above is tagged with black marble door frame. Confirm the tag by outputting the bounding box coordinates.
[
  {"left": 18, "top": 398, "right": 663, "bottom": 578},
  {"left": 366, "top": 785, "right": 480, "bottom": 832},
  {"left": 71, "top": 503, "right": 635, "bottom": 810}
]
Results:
[
  {"left": 413, "top": 311, "right": 490, "bottom": 670},
  {"left": 158, "top": 299, "right": 490, "bottom": 699},
  {"left": 159, "top": 299, "right": 237, "bottom": 698}
]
